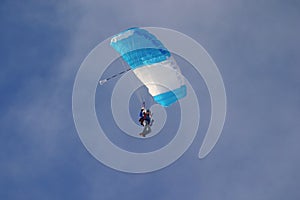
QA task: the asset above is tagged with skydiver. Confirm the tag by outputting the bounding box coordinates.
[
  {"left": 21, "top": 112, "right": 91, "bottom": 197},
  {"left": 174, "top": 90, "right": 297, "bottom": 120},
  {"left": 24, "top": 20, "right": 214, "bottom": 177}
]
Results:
[
  {"left": 138, "top": 102, "right": 153, "bottom": 137},
  {"left": 139, "top": 108, "right": 152, "bottom": 126},
  {"left": 139, "top": 102, "right": 146, "bottom": 125}
]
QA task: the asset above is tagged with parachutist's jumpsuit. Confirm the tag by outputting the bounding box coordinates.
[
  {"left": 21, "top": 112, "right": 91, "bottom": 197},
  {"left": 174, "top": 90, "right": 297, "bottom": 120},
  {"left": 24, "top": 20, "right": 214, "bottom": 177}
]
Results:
[{"left": 139, "top": 109, "right": 151, "bottom": 126}]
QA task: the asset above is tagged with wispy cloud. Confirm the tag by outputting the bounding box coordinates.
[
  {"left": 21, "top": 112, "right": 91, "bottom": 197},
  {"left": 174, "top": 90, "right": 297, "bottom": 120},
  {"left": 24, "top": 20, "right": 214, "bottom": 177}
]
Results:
[{"left": 1, "top": 0, "right": 300, "bottom": 199}]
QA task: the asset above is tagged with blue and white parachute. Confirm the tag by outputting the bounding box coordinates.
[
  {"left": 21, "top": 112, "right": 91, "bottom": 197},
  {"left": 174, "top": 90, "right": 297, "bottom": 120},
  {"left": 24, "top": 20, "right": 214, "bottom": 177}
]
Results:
[{"left": 110, "top": 27, "right": 186, "bottom": 107}]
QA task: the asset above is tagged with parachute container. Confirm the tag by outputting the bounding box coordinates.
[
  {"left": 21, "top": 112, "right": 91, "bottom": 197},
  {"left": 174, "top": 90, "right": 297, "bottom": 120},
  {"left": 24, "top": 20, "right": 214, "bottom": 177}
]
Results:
[{"left": 110, "top": 27, "right": 186, "bottom": 107}]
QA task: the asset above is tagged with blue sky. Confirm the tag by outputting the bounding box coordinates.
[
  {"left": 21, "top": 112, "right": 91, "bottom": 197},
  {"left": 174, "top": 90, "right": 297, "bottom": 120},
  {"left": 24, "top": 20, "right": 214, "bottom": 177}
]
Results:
[{"left": 1, "top": 0, "right": 300, "bottom": 199}]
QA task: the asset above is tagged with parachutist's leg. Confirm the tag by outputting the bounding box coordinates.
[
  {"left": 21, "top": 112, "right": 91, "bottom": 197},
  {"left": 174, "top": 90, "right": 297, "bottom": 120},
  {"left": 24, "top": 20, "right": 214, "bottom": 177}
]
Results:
[
  {"left": 150, "top": 119, "right": 154, "bottom": 126},
  {"left": 139, "top": 118, "right": 144, "bottom": 126},
  {"left": 139, "top": 123, "right": 151, "bottom": 137},
  {"left": 146, "top": 125, "right": 151, "bottom": 133}
]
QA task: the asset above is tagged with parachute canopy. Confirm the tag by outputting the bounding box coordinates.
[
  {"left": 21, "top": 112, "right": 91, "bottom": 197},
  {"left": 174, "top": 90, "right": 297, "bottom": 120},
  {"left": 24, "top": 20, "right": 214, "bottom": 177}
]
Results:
[{"left": 110, "top": 27, "right": 186, "bottom": 107}]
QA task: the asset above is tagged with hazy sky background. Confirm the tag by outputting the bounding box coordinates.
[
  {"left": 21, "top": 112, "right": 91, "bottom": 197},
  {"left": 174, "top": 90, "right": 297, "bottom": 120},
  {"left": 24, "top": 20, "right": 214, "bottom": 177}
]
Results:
[{"left": 1, "top": 0, "right": 300, "bottom": 199}]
